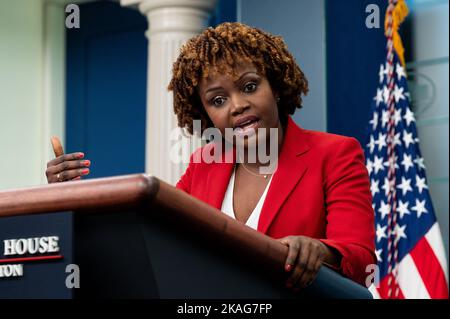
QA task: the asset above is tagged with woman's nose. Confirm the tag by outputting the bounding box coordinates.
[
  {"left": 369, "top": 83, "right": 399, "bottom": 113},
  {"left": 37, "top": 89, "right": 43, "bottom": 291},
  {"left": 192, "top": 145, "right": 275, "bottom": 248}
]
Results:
[{"left": 230, "top": 95, "right": 250, "bottom": 115}]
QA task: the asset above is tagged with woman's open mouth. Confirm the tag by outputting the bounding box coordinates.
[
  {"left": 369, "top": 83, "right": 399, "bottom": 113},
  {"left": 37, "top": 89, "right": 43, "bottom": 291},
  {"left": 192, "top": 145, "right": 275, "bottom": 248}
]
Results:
[{"left": 234, "top": 116, "right": 261, "bottom": 136}]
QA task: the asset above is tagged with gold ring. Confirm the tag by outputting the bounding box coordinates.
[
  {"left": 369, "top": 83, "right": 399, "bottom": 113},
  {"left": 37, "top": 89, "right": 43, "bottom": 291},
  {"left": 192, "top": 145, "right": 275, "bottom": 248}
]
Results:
[{"left": 56, "top": 173, "right": 61, "bottom": 182}]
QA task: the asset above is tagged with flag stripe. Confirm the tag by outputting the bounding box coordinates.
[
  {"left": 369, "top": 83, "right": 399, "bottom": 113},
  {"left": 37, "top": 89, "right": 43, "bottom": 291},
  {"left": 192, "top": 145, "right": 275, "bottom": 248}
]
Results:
[
  {"left": 410, "top": 236, "right": 449, "bottom": 299},
  {"left": 397, "top": 253, "right": 430, "bottom": 299},
  {"left": 377, "top": 273, "right": 405, "bottom": 299},
  {"left": 368, "top": 284, "right": 381, "bottom": 299},
  {"left": 425, "top": 223, "right": 449, "bottom": 283}
]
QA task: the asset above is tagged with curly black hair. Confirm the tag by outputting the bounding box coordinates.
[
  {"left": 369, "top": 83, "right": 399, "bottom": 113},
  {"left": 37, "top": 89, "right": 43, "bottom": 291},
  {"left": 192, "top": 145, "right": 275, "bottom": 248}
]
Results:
[{"left": 168, "top": 22, "right": 309, "bottom": 135}]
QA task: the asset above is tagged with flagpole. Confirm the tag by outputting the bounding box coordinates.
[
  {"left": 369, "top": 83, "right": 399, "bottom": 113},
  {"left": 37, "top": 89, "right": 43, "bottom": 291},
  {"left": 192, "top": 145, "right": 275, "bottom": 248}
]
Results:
[{"left": 385, "top": 0, "right": 401, "bottom": 299}]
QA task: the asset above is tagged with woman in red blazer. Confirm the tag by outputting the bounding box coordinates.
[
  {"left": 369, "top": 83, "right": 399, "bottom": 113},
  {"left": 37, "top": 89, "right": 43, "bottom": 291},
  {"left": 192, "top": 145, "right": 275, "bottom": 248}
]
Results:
[
  {"left": 176, "top": 114, "right": 376, "bottom": 288},
  {"left": 46, "top": 22, "right": 376, "bottom": 291}
]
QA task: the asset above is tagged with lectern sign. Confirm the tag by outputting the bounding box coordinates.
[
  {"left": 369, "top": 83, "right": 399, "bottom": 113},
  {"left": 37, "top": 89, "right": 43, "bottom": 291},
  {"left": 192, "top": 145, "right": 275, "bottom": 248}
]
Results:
[
  {"left": 0, "top": 212, "right": 72, "bottom": 298},
  {"left": 0, "top": 236, "right": 63, "bottom": 278}
]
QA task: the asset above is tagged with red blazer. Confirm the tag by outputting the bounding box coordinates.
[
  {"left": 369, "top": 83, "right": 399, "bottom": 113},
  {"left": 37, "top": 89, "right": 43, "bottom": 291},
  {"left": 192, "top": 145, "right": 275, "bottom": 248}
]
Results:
[{"left": 176, "top": 116, "right": 376, "bottom": 285}]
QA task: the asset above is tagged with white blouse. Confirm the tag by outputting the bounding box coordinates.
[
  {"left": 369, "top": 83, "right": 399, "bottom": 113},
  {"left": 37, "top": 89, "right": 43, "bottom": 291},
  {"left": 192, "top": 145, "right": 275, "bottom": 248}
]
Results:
[{"left": 220, "top": 166, "right": 273, "bottom": 230}]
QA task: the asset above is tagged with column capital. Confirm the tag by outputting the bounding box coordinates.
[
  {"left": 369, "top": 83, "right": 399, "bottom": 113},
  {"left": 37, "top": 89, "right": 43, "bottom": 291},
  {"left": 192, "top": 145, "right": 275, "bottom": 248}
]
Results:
[
  {"left": 137, "top": 0, "right": 216, "bottom": 14},
  {"left": 129, "top": 0, "right": 217, "bottom": 36}
]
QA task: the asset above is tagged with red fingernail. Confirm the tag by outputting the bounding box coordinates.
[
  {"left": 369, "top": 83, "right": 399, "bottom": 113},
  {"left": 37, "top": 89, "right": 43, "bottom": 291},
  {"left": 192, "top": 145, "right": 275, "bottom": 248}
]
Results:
[
  {"left": 81, "top": 168, "right": 90, "bottom": 175},
  {"left": 83, "top": 160, "right": 91, "bottom": 166},
  {"left": 77, "top": 153, "right": 85, "bottom": 159},
  {"left": 285, "top": 264, "right": 292, "bottom": 272}
]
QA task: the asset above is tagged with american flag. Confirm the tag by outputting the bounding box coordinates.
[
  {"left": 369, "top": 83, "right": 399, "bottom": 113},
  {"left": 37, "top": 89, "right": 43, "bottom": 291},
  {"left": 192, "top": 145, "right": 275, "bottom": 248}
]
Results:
[{"left": 364, "top": 2, "right": 448, "bottom": 299}]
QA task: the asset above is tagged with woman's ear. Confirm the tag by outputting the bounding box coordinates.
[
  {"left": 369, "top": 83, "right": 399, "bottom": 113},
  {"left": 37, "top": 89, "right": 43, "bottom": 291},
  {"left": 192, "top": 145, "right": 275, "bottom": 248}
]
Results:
[{"left": 272, "top": 89, "right": 280, "bottom": 102}]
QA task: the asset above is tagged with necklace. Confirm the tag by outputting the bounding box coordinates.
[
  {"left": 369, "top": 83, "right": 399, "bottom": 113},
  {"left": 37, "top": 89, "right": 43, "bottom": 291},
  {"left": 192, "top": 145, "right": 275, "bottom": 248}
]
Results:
[{"left": 239, "top": 163, "right": 271, "bottom": 179}]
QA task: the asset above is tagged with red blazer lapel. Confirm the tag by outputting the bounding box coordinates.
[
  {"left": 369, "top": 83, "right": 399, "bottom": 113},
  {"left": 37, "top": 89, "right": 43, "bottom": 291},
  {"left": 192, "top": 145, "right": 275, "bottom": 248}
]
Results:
[{"left": 257, "top": 117, "right": 310, "bottom": 234}]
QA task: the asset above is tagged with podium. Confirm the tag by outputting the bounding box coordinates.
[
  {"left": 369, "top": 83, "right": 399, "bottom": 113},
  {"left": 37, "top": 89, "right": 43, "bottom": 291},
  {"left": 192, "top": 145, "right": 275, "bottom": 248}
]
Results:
[{"left": 0, "top": 174, "right": 372, "bottom": 299}]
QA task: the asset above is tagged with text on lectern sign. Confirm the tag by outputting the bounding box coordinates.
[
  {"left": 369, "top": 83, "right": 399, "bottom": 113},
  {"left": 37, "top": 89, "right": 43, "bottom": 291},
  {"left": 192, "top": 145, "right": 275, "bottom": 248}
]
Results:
[{"left": 0, "top": 236, "right": 63, "bottom": 278}]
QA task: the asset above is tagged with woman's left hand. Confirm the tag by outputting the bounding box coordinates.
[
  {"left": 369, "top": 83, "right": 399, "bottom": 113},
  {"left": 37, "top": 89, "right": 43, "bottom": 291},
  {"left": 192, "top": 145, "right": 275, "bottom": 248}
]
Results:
[{"left": 276, "top": 236, "right": 329, "bottom": 293}]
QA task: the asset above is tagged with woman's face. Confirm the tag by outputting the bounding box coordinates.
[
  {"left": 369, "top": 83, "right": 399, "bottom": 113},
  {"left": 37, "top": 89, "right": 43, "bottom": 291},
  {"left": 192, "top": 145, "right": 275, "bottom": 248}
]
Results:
[{"left": 198, "top": 63, "right": 282, "bottom": 148}]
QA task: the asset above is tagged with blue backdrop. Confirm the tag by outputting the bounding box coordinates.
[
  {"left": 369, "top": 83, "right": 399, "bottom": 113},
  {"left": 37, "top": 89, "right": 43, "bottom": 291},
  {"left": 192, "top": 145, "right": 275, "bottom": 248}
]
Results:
[
  {"left": 325, "top": 0, "right": 389, "bottom": 146},
  {"left": 66, "top": 1, "right": 148, "bottom": 179}
]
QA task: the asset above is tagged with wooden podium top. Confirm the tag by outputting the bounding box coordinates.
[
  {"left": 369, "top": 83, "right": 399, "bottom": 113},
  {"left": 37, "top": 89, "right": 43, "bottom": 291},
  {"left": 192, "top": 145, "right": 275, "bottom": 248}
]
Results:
[
  {"left": 0, "top": 174, "right": 287, "bottom": 273},
  {"left": 0, "top": 174, "right": 158, "bottom": 217}
]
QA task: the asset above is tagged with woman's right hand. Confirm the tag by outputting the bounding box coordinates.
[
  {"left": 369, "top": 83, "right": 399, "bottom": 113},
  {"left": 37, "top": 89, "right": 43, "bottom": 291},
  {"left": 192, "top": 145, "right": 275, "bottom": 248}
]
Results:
[
  {"left": 46, "top": 153, "right": 91, "bottom": 183},
  {"left": 45, "top": 136, "right": 91, "bottom": 183}
]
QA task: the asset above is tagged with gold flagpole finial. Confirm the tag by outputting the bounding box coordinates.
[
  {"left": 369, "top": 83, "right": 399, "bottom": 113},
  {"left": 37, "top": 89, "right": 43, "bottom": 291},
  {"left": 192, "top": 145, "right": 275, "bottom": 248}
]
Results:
[{"left": 384, "top": 0, "right": 409, "bottom": 67}]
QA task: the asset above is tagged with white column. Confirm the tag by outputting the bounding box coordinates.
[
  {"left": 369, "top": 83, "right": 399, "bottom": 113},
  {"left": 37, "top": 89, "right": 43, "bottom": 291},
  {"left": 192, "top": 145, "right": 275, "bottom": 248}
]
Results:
[
  {"left": 122, "top": 0, "right": 217, "bottom": 185},
  {"left": 42, "top": 0, "right": 68, "bottom": 184}
]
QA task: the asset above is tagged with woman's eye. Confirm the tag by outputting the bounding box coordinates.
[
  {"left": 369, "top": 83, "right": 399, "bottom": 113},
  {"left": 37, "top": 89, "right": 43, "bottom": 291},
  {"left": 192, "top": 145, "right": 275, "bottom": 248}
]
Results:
[
  {"left": 212, "top": 96, "right": 226, "bottom": 106},
  {"left": 243, "top": 82, "right": 257, "bottom": 93}
]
